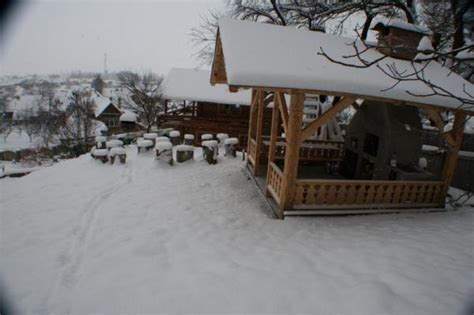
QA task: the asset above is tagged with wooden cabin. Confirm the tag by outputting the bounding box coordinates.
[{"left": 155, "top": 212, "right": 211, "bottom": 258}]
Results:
[
  {"left": 160, "top": 68, "right": 272, "bottom": 145},
  {"left": 211, "top": 18, "right": 474, "bottom": 218},
  {"left": 94, "top": 96, "right": 123, "bottom": 135}
]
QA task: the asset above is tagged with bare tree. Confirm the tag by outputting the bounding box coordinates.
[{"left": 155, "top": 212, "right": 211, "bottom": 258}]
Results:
[
  {"left": 92, "top": 74, "right": 106, "bottom": 94},
  {"left": 19, "top": 106, "right": 39, "bottom": 143},
  {"left": 191, "top": 0, "right": 419, "bottom": 64},
  {"left": 35, "top": 83, "right": 67, "bottom": 148},
  {"left": 0, "top": 113, "right": 13, "bottom": 142},
  {"left": 117, "top": 71, "right": 164, "bottom": 132},
  {"left": 63, "top": 90, "right": 96, "bottom": 153}
]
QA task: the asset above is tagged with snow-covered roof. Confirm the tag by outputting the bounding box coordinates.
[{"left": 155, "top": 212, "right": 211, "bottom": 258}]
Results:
[
  {"left": 215, "top": 18, "right": 473, "bottom": 113},
  {"left": 120, "top": 110, "right": 137, "bottom": 122},
  {"left": 94, "top": 96, "right": 119, "bottom": 118},
  {"left": 371, "top": 17, "right": 432, "bottom": 35},
  {"left": 163, "top": 68, "right": 251, "bottom": 106}
]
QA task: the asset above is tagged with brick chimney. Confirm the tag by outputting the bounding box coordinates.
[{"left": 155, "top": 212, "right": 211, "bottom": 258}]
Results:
[{"left": 372, "top": 19, "right": 432, "bottom": 60}]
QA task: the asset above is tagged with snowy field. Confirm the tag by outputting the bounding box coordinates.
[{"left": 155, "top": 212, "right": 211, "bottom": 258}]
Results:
[{"left": 0, "top": 146, "right": 473, "bottom": 314}]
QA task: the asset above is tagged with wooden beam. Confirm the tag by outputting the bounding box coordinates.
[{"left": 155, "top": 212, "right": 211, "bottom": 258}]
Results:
[
  {"left": 425, "top": 109, "right": 455, "bottom": 146},
  {"left": 301, "top": 96, "right": 356, "bottom": 141},
  {"left": 280, "top": 92, "right": 305, "bottom": 215},
  {"left": 246, "top": 89, "right": 258, "bottom": 159},
  {"left": 265, "top": 93, "right": 281, "bottom": 196},
  {"left": 276, "top": 91, "right": 289, "bottom": 134},
  {"left": 254, "top": 90, "right": 266, "bottom": 176},
  {"left": 441, "top": 111, "right": 466, "bottom": 197}
]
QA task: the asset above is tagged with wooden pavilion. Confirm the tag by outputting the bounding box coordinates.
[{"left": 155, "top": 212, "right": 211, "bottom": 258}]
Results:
[{"left": 211, "top": 18, "right": 474, "bottom": 218}]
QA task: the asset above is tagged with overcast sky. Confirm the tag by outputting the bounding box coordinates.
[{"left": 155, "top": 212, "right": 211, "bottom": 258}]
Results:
[{"left": 0, "top": 0, "right": 225, "bottom": 76}]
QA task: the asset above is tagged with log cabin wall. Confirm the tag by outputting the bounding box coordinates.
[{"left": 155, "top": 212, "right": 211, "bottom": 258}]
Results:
[
  {"left": 160, "top": 101, "right": 272, "bottom": 147},
  {"left": 376, "top": 27, "right": 424, "bottom": 60}
]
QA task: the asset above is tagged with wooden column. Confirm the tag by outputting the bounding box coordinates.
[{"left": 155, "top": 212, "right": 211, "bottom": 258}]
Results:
[
  {"left": 280, "top": 92, "right": 305, "bottom": 214},
  {"left": 254, "top": 90, "right": 265, "bottom": 176},
  {"left": 441, "top": 111, "right": 466, "bottom": 197},
  {"left": 266, "top": 92, "right": 280, "bottom": 195},
  {"left": 247, "top": 89, "right": 258, "bottom": 158}
]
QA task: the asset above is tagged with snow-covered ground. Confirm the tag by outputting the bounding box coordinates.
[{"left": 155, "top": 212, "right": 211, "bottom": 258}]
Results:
[
  {"left": 0, "top": 128, "right": 40, "bottom": 151},
  {"left": 1, "top": 146, "right": 473, "bottom": 314}
]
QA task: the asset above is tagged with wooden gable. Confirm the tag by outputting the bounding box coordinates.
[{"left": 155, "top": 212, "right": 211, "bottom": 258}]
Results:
[{"left": 210, "top": 30, "right": 228, "bottom": 86}]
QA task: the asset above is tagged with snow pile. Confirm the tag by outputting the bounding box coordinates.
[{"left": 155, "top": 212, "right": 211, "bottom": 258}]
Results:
[
  {"left": 417, "top": 36, "right": 434, "bottom": 52},
  {"left": 175, "top": 144, "right": 194, "bottom": 152},
  {"left": 137, "top": 139, "right": 153, "bottom": 148},
  {"left": 216, "top": 133, "right": 229, "bottom": 143},
  {"left": 184, "top": 134, "right": 195, "bottom": 140},
  {"left": 155, "top": 141, "right": 173, "bottom": 152},
  {"left": 201, "top": 134, "right": 213, "bottom": 140},
  {"left": 202, "top": 140, "right": 218, "bottom": 148},
  {"left": 465, "top": 117, "right": 474, "bottom": 134},
  {"left": 456, "top": 49, "right": 474, "bottom": 60},
  {"left": 224, "top": 137, "right": 239, "bottom": 145},
  {"left": 143, "top": 133, "right": 158, "bottom": 140},
  {"left": 120, "top": 110, "right": 137, "bottom": 122},
  {"left": 92, "top": 148, "right": 108, "bottom": 157},
  {"left": 106, "top": 140, "right": 123, "bottom": 148},
  {"left": 155, "top": 136, "right": 170, "bottom": 143},
  {"left": 95, "top": 121, "right": 108, "bottom": 136},
  {"left": 169, "top": 130, "right": 180, "bottom": 137},
  {"left": 109, "top": 147, "right": 126, "bottom": 156}
]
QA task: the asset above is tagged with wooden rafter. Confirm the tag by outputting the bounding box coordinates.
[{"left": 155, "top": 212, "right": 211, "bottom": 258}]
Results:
[
  {"left": 301, "top": 96, "right": 356, "bottom": 141},
  {"left": 425, "top": 109, "right": 455, "bottom": 147},
  {"left": 275, "top": 92, "right": 289, "bottom": 134}
]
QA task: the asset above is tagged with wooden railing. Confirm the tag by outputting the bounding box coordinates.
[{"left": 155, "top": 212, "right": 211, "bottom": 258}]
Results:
[
  {"left": 262, "top": 139, "right": 344, "bottom": 161},
  {"left": 266, "top": 162, "right": 284, "bottom": 205},
  {"left": 293, "top": 179, "right": 445, "bottom": 209},
  {"left": 248, "top": 138, "right": 257, "bottom": 167}
]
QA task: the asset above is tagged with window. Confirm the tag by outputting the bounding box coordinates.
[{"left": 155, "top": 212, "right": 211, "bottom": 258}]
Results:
[{"left": 107, "top": 119, "right": 116, "bottom": 127}]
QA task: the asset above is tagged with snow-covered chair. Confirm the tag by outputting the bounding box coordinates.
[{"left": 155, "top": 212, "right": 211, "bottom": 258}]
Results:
[
  {"left": 176, "top": 145, "right": 194, "bottom": 163},
  {"left": 202, "top": 140, "right": 218, "bottom": 164},
  {"left": 156, "top": 136, "right": 170, "bottom": 144},
  {"left": 216, "top": 133, "right": 229, "bottom": 146},
  {"left": 155, "top": 141, "right": 173, "bottom": 165},
  {"left": 95, "top": 136, "right": 107, "bottom": 149},
  {"left": 201, "top": 133, "right": 213, "bottom": 146},
  {"left": 169, "top": 130, "right": 181, "bottom": 146},
  {"left": 224, "top": 137, "right": 239, "bottom": 157},
  {"left": 92, "top": 148, "right": 109, "bottom": 163},
  {"left": 106, "top": 139, "right": 124, "bottom": 149},
  {"left": 137, "top": 139, "right": 153, "bottom": 153},
  {"left": 109, "top": 147, "right": 127, "bottom": 164},
  {"left": 143, "top": 133, "right": 158, "bottom": 146},
  {"left": 184, "top": 134, "right": 194, "bottom": 145}
]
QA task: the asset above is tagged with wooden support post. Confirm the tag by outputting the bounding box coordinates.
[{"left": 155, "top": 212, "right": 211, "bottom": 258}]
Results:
[
  {"left": 247, "top": 89, "right": 258, "bottom": 159},
  {"left": 425, "top": 109, "right": 455, "bottom": 146},
  {"left": 279, "top": 92, "right": 305, "bottom": 216},
  {"left": 441, "top": 111, "right": 466, "bottom": 198},
  {"left": 254, "top": 90, "right": 265, "bottom": 176},
  {"left": 266, "top": 92, "right": 281, "bottom": 195}
]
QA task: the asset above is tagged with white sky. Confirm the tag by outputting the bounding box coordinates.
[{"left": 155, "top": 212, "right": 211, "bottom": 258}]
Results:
[{"left": 0, "top": 0, "right": 225, "bottom": 76}]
